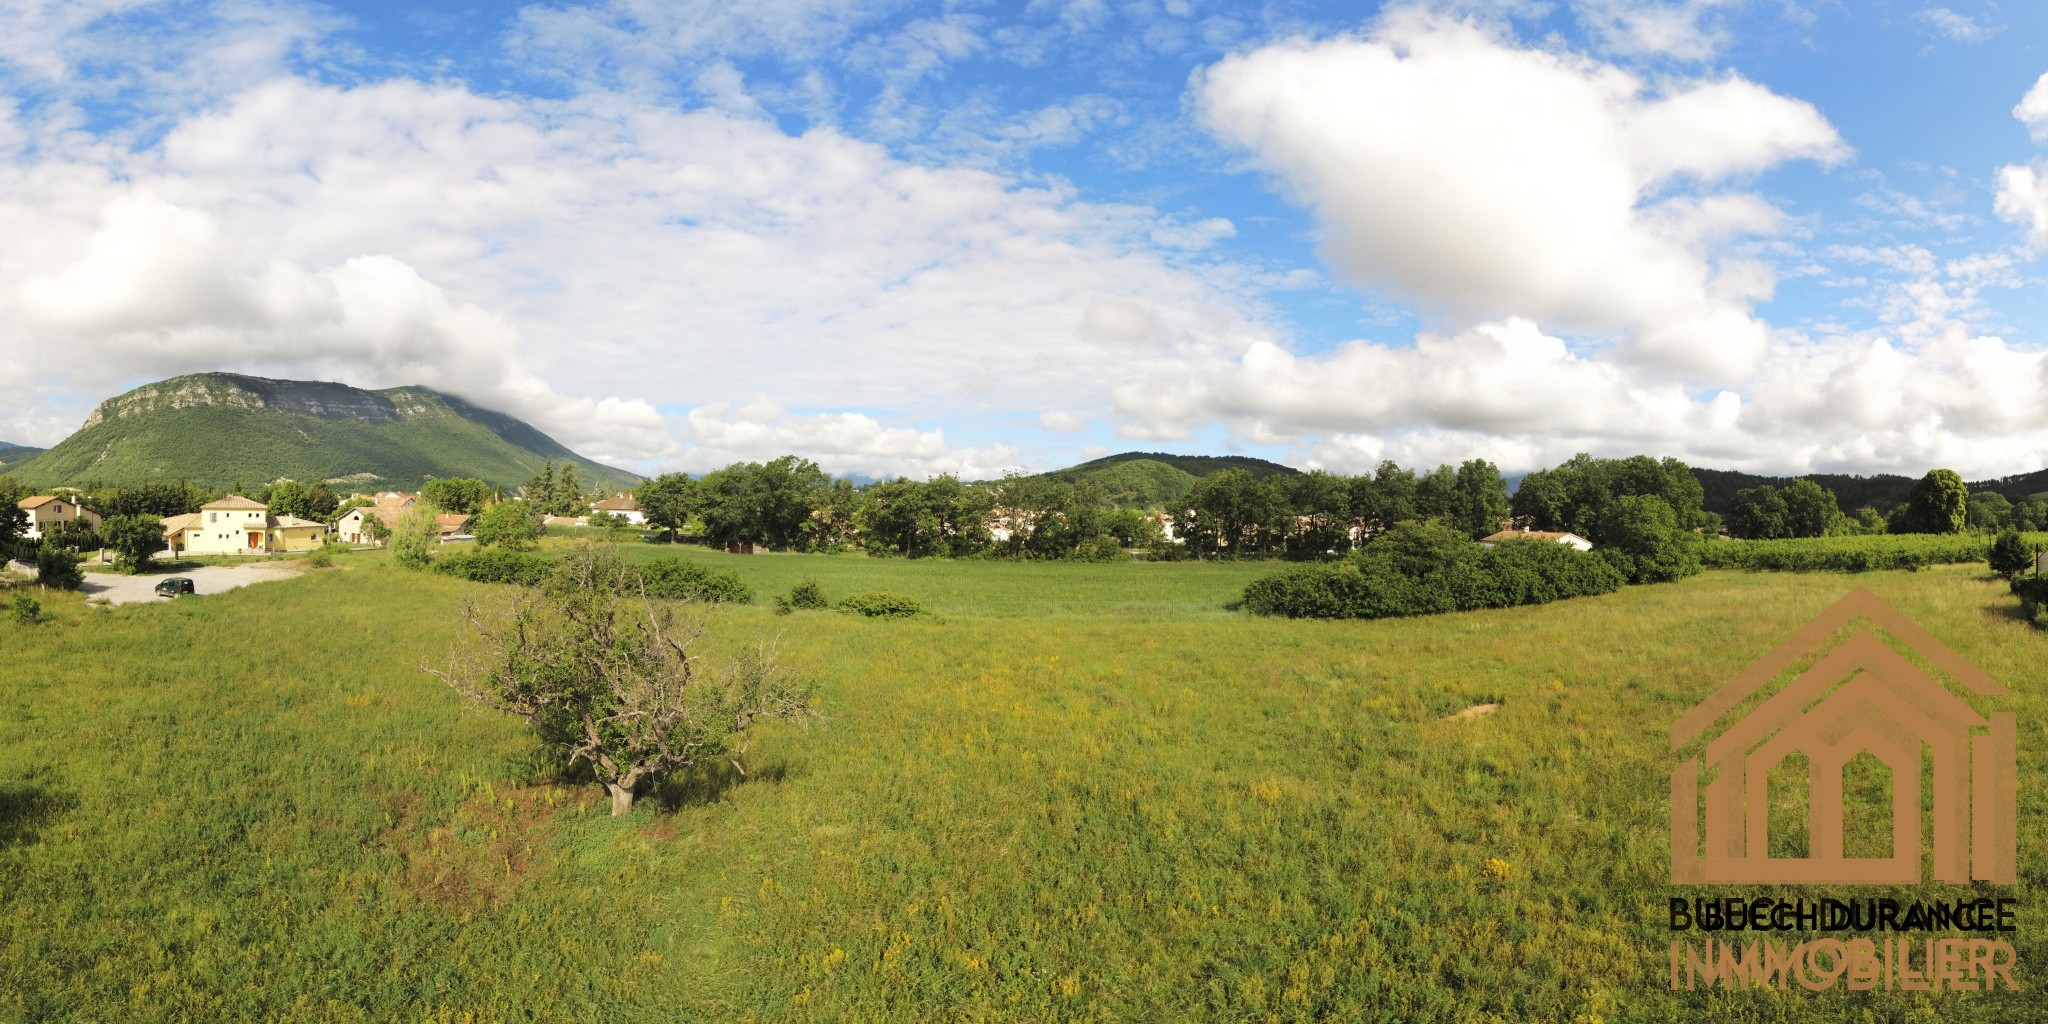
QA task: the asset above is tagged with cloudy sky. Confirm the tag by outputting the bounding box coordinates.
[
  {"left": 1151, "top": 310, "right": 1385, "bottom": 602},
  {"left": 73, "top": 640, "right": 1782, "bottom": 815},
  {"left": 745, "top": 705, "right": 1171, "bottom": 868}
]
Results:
[{"left": 5, "top": 0, "right": 2048, "bottom": 480}]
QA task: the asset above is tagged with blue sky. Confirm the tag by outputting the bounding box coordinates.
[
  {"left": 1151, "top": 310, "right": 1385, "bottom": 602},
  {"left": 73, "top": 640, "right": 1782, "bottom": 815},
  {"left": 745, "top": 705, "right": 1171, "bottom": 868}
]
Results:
[{"left": 6, "top": 0, "right": 2048, "bottom": 480}]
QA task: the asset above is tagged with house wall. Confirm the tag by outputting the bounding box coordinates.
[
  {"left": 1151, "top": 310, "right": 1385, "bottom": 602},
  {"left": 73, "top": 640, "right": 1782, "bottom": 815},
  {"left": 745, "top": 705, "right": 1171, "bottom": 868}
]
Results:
[
  {"left": 181, "top": 508, "right": 270, "bottom": 556},
  {"left": 270, "top": 526, "right": 327, "bottom": 552},
  {"left": 21, "top": 498, "right": 102, "bottom": 540},
  {"left": 334, "top": 510, "right": 373, "bottom": 545}
]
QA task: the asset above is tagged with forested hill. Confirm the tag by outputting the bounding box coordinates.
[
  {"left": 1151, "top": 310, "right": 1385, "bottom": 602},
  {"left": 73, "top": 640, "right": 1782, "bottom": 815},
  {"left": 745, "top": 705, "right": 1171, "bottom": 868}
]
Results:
[
  {"left": 3, "top": 373, "right": 639, "bottom": 493},
  {"left": 1692, "top": 466, "right": 2048, "bottom": 514},
  {"left": 0, "top": 442, "right": 44, "bottom": 469},
  {"left": 1037, "top": 451, "right": 1299, "bottom": 509}
]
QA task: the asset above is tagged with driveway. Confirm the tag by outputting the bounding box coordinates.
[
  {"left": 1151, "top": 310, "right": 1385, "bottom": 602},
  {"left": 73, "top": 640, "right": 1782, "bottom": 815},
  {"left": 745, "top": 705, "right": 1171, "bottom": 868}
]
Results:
[{"left": 78, "top": 561, "right": 306, "bottom": 606}]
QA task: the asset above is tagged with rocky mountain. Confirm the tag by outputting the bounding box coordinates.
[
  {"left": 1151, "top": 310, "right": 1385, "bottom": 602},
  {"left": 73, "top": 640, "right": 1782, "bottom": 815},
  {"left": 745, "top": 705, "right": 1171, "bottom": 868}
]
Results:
[{"left": 3, "top": 373, "right": 639, "bottom": 493}]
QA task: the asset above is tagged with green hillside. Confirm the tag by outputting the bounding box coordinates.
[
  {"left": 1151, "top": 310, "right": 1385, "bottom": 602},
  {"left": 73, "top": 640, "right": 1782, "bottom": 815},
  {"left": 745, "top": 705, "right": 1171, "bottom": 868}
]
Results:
[
  {"left": 1036, "top": 451, "right": 1299, "bottom": 509},
  {"left": 0, "top": 442, "right": 44, "bottom": 470},
  {"left": 5, "top": 373, "right": 638, "bottom": 493}
]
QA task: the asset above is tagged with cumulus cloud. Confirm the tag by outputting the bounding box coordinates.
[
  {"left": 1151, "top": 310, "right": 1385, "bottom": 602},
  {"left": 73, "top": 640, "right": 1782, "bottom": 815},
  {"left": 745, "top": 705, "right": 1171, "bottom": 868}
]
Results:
[
  {"left": 677, "top": 401, "right": 1021, "bottom": 478},
  {"left": 9, "top": 191, "right": 671, "bottom": 463},
  {"left": 1118, "top": 316, "right": 2048, "bottom": 478},
  {"left": 1196, "top": 15, "right": 1845, "bottom": 381},
  {"left": 0, "top": 68, "right": 1272, "bottom": 471},
  {"left": 1994, "top": 76, "right": 2048, "bottom": 245}
]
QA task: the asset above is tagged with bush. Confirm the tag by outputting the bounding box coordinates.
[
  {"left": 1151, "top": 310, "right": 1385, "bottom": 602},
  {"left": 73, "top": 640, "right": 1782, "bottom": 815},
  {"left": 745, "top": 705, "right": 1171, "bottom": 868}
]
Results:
[
  {"left": 1989, "top": 529, "right": 2035, "bottom": 580},
  {"left": 1242, "top": 538, "right": 1625, "bottom": 619},
  {"left": 776, "top": 578, "right": 830, "bottom": 614},
  {"left": 432, "top": 549, "right": 556, "bottom": 586},
  {"left": 838, "top": 591, "right": 927, "bottom": 618},
  {"left": 632, "top": 558, "right": 752, "bottom": 604},
  {"left": 11, "top": 592, "right": 43, "bottom": 625},
  {"left": 34, "top": 543, "right": 82, "bottom": 591},
  {"left": 2013, "top": 575, "right": 2048, "bottom": 628},
  {"left": 305, "top": 543, "right": 346, "bottom": 569}
]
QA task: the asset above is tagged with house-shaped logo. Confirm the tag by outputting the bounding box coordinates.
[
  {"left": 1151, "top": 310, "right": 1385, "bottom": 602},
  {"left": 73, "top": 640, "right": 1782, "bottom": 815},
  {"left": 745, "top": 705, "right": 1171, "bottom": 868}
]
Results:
[{"left": 1671, "top": 589, "right": 2016, "bottom": 885}]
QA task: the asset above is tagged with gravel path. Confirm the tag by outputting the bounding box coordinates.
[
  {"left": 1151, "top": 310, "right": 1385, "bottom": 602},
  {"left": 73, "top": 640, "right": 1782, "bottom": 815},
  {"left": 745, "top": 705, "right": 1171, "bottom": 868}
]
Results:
[{"left": 77, "top": 562, "right": 306, "bottom": 606}]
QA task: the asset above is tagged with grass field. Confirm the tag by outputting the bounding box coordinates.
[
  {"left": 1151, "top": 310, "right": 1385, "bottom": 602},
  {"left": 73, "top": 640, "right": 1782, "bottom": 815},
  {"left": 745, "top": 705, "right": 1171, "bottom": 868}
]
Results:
[{"left": 1, "top": 548, "right": 2043, "bottom": 1022}]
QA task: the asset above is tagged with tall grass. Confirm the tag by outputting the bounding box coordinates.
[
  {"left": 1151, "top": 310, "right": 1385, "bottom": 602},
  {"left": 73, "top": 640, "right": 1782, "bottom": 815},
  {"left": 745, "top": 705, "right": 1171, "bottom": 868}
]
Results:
[{"left": 0, "top": 558, "right": 2042, "bottom": 1021}]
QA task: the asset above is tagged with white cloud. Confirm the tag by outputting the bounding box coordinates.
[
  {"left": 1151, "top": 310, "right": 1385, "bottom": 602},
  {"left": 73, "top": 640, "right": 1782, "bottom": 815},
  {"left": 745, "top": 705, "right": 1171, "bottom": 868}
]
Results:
[
  {"left": 0, "top": 71, "right": 1272, "bottom": 473},
  {"left": 677, "top": 402, "right": 1021, "bottom": 478},
  {"left": 1994, "top": 77, "right": 2048, "bottom": 246},
  {"left": 1118, "top": 316, "right": 2048, "bottom": 478},
  {"left": 1571, "top": 0, "right": 1737, "bottom": 61},
  {"left": 1196, "top": 15, "right": 1844, "bottom": 382},
  {"left": 9, "top": 191, "right": 672, "bottom": 463},
  {"left": 1913, "top": 7, "right": 2002, "bottom": 44}
]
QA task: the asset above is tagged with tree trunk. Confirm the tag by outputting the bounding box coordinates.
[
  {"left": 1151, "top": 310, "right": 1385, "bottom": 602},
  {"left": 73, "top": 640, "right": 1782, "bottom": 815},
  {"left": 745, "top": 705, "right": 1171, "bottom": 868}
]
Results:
[{"left": 608, "top": 782, "right": 635, "bottom": 816}]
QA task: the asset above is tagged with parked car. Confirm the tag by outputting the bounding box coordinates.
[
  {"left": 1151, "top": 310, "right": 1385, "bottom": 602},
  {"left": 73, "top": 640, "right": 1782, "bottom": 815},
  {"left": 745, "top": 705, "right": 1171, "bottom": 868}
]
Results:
[{"left": 153, "top": 577, "right": 196, "bottom": 598}]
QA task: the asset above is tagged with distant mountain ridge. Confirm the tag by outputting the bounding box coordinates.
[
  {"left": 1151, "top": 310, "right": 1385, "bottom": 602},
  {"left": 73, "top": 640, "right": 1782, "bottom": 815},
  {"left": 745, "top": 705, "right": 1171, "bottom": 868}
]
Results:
[
  {"left": 0, "top": 442, "right": 44, "bottom": 468},
  {"left": 4, "top": 373, "right": 638, "bottom": 493}
]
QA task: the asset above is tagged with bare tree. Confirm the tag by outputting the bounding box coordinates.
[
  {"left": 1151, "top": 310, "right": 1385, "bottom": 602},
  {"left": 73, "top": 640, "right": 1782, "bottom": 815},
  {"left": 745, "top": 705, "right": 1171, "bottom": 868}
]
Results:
[{"left": 429, "top": 543, "right": 814, "bottom": 815}]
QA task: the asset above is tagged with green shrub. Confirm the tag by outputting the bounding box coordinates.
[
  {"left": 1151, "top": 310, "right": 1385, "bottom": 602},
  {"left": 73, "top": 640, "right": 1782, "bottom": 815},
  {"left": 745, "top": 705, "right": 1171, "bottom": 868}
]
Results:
[
  {"left": 838, "top": 591, "right": 927, "bottom": 618},
  {"left": 2014, "top": 575, "right": 2048, "bottom": 628},
  {"left": 632, "top": 558, "right": 752, "bottom": 604},
  {"left": 34, "top": 543, "right": 82, "bottom": 591},
  {"left": 776, "top": 578, "right": 830, "bottom": 614},
  {"left": 1242, "top": 538, "right": 1624, "bottom": 619},
  {"left": 305, "top": 545, "right": 338, "bottom": 569},
  {"left": 1990, "top": 529, "right": 2035, "bottom": 580},
  {"left": 431, "top": 549, "right": 557, "bottom": 586},
  {"left": 10, "top": 592, "right": 42, "bottom": 625}
]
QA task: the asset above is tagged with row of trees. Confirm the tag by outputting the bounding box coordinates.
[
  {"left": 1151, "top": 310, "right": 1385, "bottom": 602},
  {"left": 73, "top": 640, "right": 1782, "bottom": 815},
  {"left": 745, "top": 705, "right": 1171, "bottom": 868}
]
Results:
[
  {"left": 629, "top": 454, "right": 1716, "bottom": 563},
  {"left": 1722, "top": 469, "right": 2047, "bottom": 539}
]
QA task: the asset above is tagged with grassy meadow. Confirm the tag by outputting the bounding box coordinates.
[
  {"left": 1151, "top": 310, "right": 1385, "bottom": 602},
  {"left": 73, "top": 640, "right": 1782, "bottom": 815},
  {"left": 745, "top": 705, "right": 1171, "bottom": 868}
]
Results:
[{"left": 1, "top": 546, "right": 2044, "bottom": 1022}]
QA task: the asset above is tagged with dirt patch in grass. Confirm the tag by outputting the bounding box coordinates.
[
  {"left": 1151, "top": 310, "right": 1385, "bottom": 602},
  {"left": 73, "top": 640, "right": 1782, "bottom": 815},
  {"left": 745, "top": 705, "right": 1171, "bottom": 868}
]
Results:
[
  {"left": 381, "top": 784, "right": 572, "bottom": 914},
  {"left": 1444, "top": 702, "right": 1501, "bottom": 722}
]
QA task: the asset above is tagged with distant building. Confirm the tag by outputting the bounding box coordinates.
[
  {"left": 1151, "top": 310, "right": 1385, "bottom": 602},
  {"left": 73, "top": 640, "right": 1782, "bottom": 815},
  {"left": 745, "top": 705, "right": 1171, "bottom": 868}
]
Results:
[
  {"left": 333, "top": 506, "right": 403, "bottom": 546},
  {"left": 18, "top": 495, "right": 102, "bottom": 541},
  {"left": 590, "top": 493, "right": 645, "bottom": 525},
  {"left": 1477, "top": 528, "right": 1594, "bottom": 552},
  {"left": 436, "top": 514, "right": 473, "bottom": 543},
  {"left": 162, "top": 495, "right": 328, "bottom": 556}
]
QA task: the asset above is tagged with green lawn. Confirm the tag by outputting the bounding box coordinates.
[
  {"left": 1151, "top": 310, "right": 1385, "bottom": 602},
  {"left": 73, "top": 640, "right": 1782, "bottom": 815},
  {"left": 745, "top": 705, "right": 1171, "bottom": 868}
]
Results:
[{"left": 1, "top": 553, "right": 2042, "bottom": 1021}]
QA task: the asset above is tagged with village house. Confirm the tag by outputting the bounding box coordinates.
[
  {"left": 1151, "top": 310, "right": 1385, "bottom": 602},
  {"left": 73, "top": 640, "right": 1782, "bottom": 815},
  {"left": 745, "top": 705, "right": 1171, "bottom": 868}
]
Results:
[
  {"left": 17, "top": 494, "right": 103, "bottom": 540},
  {"left": 332, "top": 506, "right": 402, "bottom": 545},
  {"left": 160, "top": 495, "right": 328, "bottom": 556},
  {"left": 437, "top": 514, "right": 474, "bottom": 543},
  {"left": 1477, "top": 526, "right": 1594, "bottom": 552},
  {"left": 589, "top": 493, "right": 645, "bottom": 525}
]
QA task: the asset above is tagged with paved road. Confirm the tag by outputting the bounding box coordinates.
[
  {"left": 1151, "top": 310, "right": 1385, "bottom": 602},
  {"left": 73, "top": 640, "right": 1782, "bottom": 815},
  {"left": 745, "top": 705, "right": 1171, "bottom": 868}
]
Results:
[{"left": 77, "top": 562, "right": 306, "bottom": 606}]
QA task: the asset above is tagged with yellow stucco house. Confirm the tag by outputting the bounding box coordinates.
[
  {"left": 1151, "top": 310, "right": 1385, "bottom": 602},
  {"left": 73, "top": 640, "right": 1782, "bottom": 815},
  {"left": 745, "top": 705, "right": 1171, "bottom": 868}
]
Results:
[{"left": 161, "top": 496, "right": 329, "bottom": 556}]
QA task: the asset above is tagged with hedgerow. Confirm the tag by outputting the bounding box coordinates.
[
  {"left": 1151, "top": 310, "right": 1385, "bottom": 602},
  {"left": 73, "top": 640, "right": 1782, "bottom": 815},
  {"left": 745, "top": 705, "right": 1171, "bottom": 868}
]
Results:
[
  {"left": 431, "top": 549, "right": 556, "bottom": 586},
  {"left": 1696, "top": 533, "right": 2029, "bottom": 573},
  {"left": 1242, "top": 537, "right": 1625, "bottom": 619}
]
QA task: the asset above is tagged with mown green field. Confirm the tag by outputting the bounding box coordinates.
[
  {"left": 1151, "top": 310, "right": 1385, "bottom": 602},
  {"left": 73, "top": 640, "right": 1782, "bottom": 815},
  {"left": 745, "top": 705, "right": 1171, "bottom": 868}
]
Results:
[{"left": 1, "top": 550, "right": 2042, "bottom": 1022}]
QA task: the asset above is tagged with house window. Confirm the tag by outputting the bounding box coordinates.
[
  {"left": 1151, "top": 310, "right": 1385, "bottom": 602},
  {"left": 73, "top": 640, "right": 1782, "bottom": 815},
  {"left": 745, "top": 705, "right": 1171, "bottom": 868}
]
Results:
[{"left": 208, "top": 512, "right": 217, "bottom": 523}]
